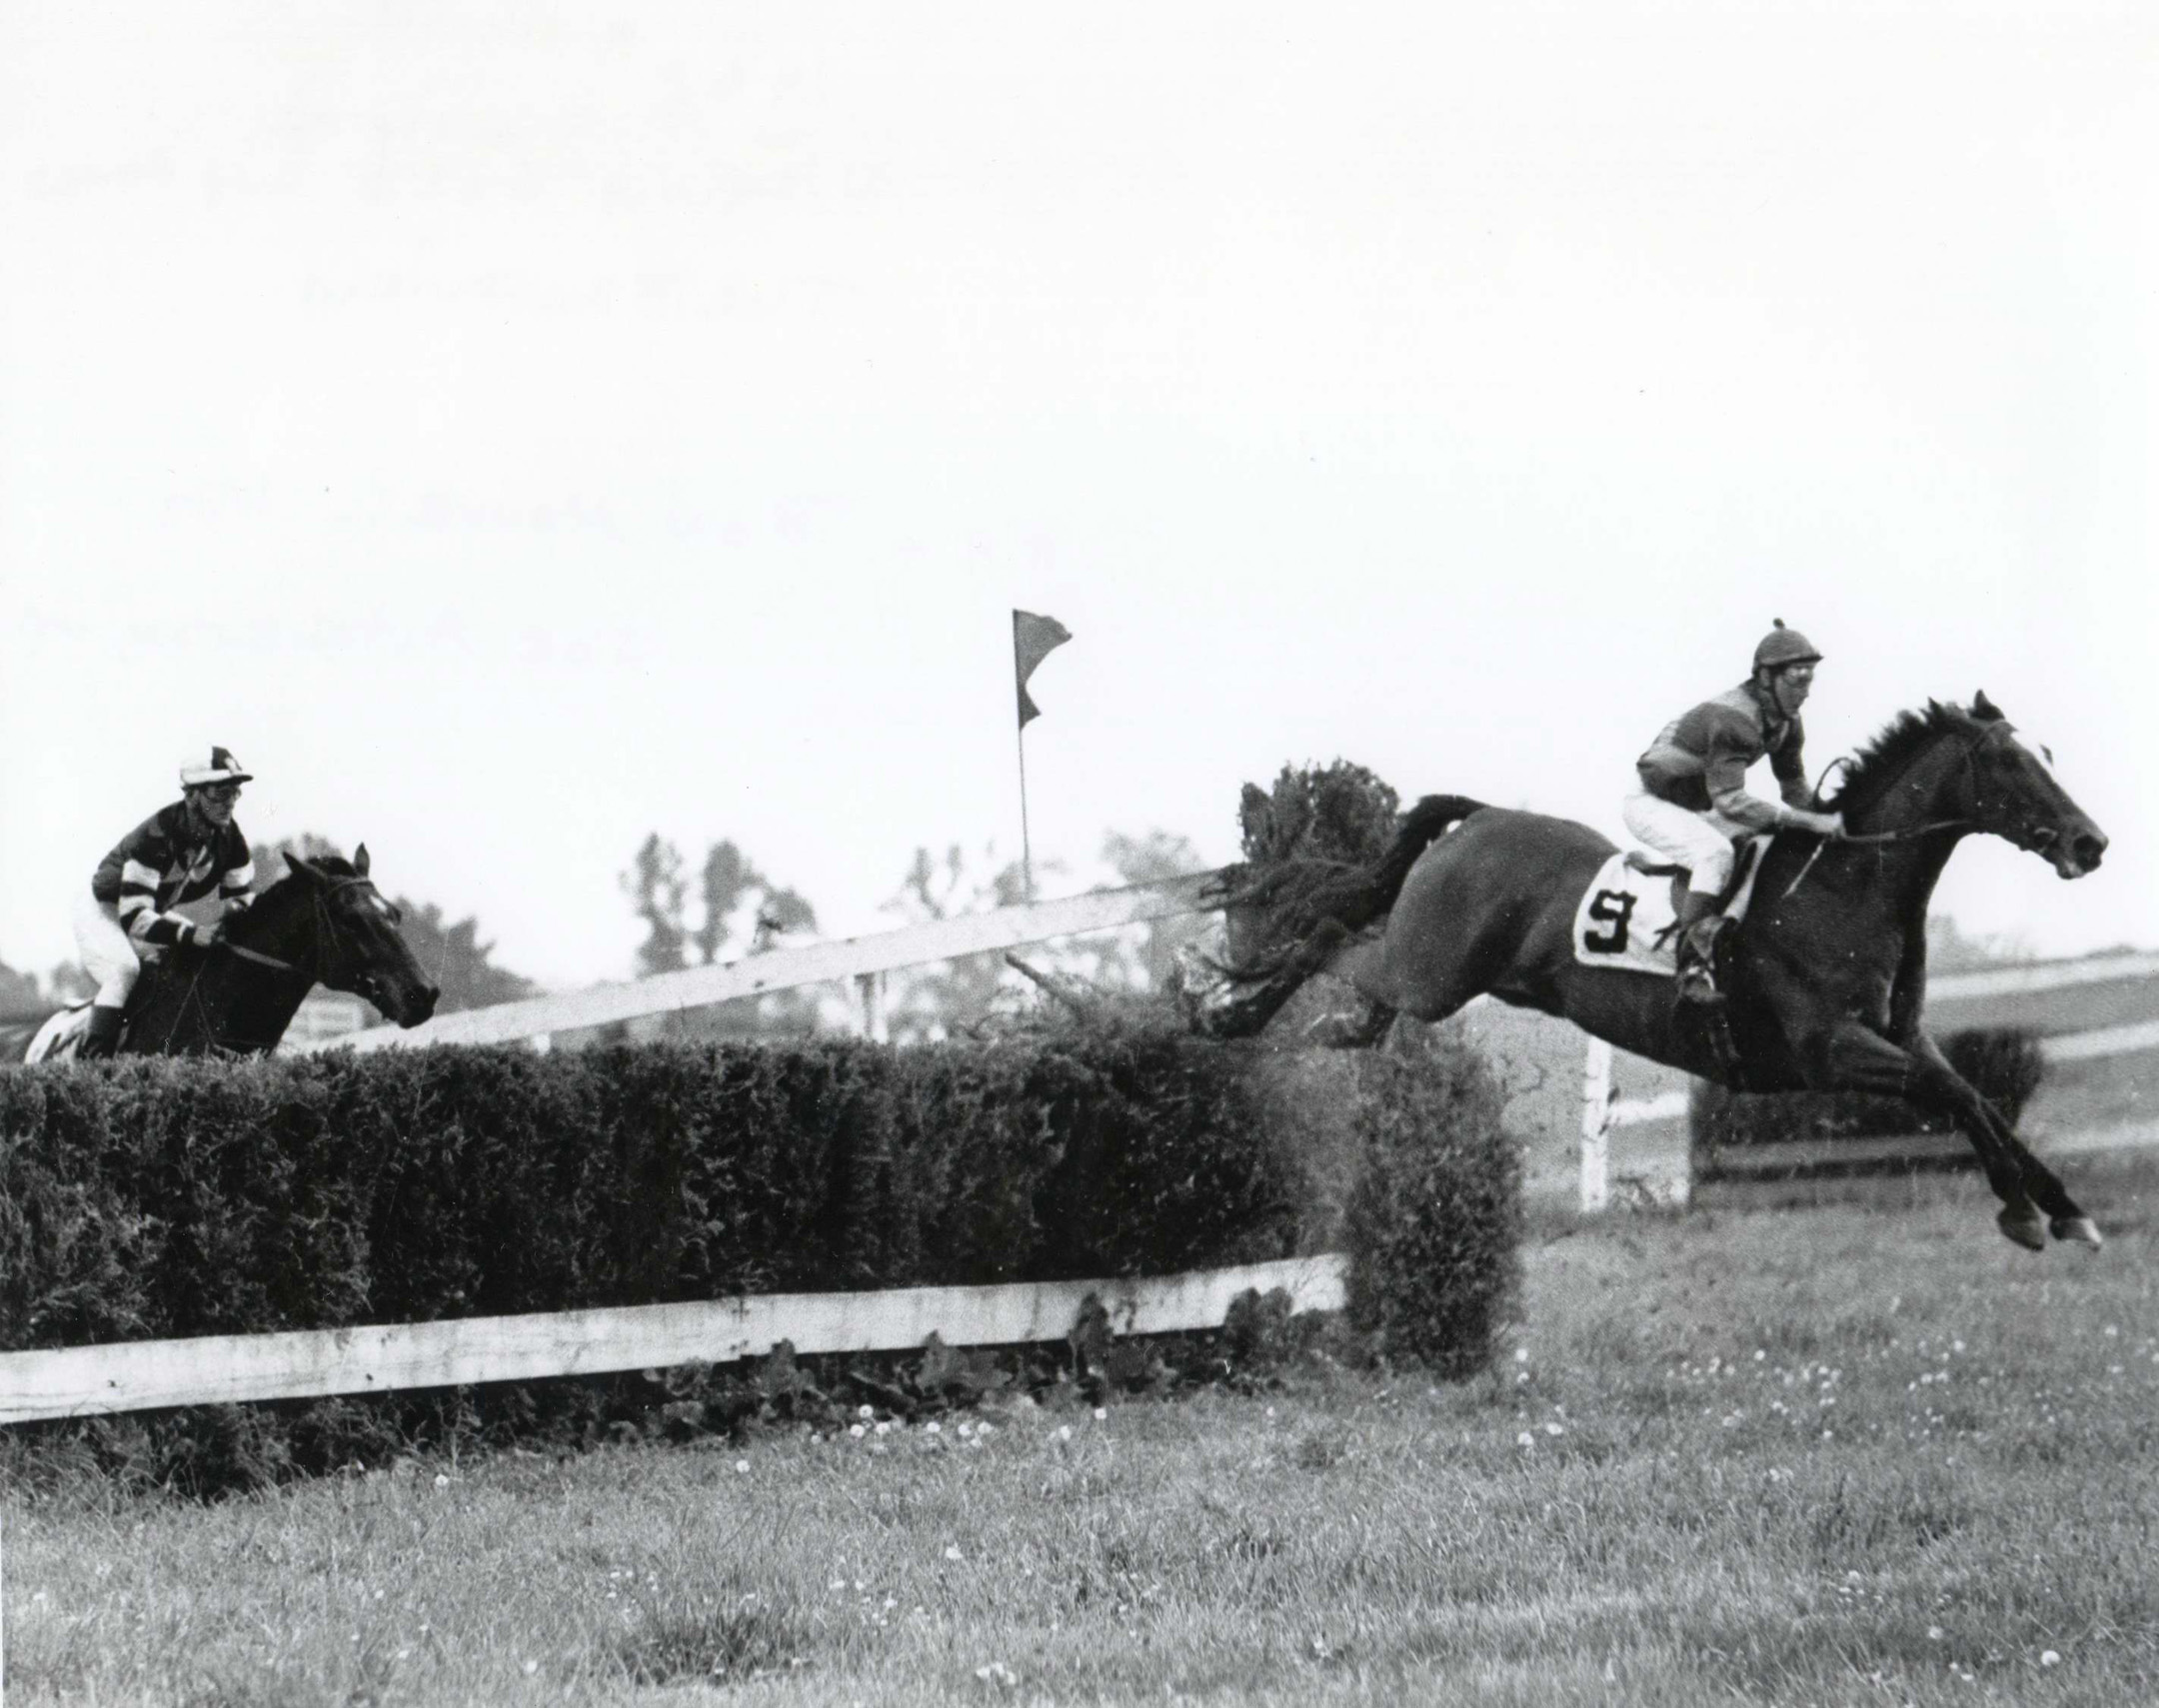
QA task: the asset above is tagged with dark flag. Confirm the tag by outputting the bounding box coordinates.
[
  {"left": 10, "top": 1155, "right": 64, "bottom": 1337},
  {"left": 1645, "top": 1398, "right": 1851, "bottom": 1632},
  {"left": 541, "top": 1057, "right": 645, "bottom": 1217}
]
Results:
[{"left": 1013, "top": 610, "right": 1072, "bottom": 729}]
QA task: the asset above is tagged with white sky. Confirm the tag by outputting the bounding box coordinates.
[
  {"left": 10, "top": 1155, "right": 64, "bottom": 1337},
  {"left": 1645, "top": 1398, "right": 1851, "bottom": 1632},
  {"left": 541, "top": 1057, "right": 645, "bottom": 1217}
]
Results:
[{"left": 3, "top": 1, "right": 2153, "bottom": 991}]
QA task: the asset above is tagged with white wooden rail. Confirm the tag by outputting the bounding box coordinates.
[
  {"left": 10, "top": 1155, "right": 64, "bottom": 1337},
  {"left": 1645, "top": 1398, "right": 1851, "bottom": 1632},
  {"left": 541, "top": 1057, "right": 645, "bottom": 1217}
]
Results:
[
  {"left": 0, "top": 1255, "right": 1346, "bottom": 1426},
  {"left": 312, "top": 870, "right": 1223, "bottom": 1052}
]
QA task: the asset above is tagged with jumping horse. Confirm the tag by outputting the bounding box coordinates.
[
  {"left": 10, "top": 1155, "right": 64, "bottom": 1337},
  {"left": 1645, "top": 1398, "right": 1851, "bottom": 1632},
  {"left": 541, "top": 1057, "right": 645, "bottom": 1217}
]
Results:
[
  {"left": 18, "top": 847, "right": 440, "bottom": 1062},
  {"left": 1199, "top": 694, "right": 2110, "bottom": 1252}
]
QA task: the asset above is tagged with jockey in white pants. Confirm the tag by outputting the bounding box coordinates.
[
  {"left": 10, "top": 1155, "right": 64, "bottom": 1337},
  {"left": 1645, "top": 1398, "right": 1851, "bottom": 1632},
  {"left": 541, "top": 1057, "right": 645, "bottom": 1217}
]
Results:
[
  {"left": 72, "top": 747, "right": 257, "bottom": 1057},
  {"left": 1623, "top": 624, "right": 1845, "bottom": 1003}
]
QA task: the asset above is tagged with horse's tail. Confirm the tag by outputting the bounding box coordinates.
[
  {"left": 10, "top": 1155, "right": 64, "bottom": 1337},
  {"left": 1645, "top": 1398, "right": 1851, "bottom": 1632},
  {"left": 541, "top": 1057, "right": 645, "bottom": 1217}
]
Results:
[{"left": 1195, "top": 794, "right": 1486, "bottom": 1038}]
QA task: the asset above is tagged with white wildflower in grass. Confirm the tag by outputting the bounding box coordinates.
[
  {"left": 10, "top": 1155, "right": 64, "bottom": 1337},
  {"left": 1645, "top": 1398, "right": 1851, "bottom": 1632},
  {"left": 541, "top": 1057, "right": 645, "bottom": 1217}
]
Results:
[
  {"left": 977, "top": 1422, "right": 996, "bottom": 1436},
  {"left": 523, "top": 1660, "right": 539, "bottom": 1675},
  {"left": 875, "top": 1421, "right": 893, "bottom": 1436},
  {"left": 850, "top": 1424, "right": 866, "bottom": 1439},
  {"left": 1057, "top": 1425, "right": 1074, "bottom": 1442},
  {"left": 1929, "top": 1627, "right": 1944, "bottom": 1641},
  {"left": 1516, "top": 1431, "right": 1534, "bottom": 1449},
  {"left": 958, "top": 1422, "right": 974, "bottom": 1438},
  {"left": 735, "top": 1460, "right": 750, "bottom": 1475},
  {"left": 859, "top": 1404, "right": 876, "bottom": 1419},
  {"left": 1515, "top": 1347, "right": 1528, "bottom": 1363},
  {"left": 2042, "top": 1650, "right": 2062, "bottom": 1667},
  {"left": 925, "top": 1421, "right": 942, "bottom": 1434},
  {"left": 1092, "top": 1408, "right": 1107, "bottom": 1421},
  {"left": 1543, "top": 1421, "right": 1564, "bottom": 1436},
  {"left": 944, "top": 1545, "right": 964, "bottom": 1561},
  {"left": 433, "top": 1474, "right": 449, "bottom": 1489}
]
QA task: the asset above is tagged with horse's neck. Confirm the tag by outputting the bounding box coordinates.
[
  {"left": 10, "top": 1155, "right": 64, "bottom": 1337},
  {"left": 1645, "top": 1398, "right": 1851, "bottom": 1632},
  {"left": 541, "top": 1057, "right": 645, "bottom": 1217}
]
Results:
[
  {"left": 146, "top": 883, "right": 318, "bottom": 1053},
  {"left": 230, "top": 880, "right": 317, "bottom": 965},
  {"left": 1811, "top": 737, "right": 1969, "bottom": 950}
]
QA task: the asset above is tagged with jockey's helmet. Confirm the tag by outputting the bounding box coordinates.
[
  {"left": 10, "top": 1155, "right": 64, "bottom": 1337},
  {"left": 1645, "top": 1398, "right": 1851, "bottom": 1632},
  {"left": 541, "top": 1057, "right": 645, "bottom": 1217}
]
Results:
[
  {"left": 180, "top": 746, "right": 254, "bottom": 791},
  {"left": 1752, "top": 621, "right": 1822, "bottom": 675}
]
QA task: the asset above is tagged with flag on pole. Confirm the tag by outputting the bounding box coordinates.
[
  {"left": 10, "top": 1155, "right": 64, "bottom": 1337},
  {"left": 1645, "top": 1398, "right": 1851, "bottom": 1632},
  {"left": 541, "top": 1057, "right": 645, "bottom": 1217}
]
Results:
[{"left": 1013, "top": 610, "right": 1072, "bottom": 729}]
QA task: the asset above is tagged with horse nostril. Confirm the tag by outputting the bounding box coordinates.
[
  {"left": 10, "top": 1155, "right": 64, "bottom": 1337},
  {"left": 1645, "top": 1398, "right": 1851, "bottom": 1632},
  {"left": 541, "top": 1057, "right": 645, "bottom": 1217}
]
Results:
[{"left": 2073, "top": 834, "right": 2106, "bottom": 869}]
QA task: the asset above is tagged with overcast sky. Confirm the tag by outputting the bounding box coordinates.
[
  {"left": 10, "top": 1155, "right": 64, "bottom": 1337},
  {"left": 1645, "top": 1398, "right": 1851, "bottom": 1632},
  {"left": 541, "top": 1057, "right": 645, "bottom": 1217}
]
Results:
[{"left": 4, "top": 1, "right": 2152, "bottom": 992}]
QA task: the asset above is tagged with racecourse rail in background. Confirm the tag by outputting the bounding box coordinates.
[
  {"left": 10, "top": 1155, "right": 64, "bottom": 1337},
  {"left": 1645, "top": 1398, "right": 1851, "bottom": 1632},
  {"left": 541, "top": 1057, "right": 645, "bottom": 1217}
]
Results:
[
  {"left": 1581, "top": 951, "right": 2159, "bottom": 1210},
  {"left": 305, "top": 870, "right": 1223, "bottom": 1053},
  {"left": 0, "top": 1255, "right": 1347, "bottom": 1426}
]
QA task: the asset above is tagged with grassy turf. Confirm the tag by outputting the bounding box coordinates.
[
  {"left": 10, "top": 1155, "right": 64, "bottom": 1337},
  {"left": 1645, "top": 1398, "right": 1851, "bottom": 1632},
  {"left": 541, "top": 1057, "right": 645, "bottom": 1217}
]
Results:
[{"left": 4, "top": 1153, "right": 2154, "bottom": 1706}]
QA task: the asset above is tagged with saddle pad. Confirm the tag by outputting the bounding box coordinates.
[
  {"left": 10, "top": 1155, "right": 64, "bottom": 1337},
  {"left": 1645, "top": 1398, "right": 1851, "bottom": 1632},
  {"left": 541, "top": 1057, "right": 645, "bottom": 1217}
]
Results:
[{"left": 1571, "top": 837, "right": 1768, "bottom": 976}]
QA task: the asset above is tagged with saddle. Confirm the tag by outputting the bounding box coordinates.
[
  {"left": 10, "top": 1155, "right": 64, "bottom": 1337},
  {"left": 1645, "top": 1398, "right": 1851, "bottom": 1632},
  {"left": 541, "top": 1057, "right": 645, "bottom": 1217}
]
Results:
[{"left": 1571, "top": 836, "right": 1769, "bottom": 977}]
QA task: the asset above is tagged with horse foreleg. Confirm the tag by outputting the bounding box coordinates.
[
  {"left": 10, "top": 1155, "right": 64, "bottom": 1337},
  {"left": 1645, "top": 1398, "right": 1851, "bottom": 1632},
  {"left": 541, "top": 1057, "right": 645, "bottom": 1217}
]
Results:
[
  {"left": 1904, "top": 1030, "right": 2098, "bottom": 1248},
  {"left": 1815, "top": 1021, "right": 2078, "bottom": 1253}
]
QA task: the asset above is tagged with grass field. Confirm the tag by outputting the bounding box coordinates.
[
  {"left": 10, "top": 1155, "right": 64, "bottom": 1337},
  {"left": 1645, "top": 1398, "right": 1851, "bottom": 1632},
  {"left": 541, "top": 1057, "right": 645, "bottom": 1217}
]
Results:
[{"left": 5, "top": 1150, "right": 2154, "bottom": 1707}]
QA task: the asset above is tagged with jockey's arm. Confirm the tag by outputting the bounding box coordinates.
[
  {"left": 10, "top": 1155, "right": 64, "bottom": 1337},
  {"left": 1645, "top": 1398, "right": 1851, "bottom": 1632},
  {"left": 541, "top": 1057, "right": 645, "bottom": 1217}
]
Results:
[
  {"left": 118, "top": 891, "right": 214, "bottom": 949},
  {"left": 218, "top": 854, "right": 257, "bottom": 913},
  {"left": 1702, "top": 736, "right": 1787, "bottom": 834},
  {"left": 1770, "top": 723, "right": 1814, "bottom": 811}
]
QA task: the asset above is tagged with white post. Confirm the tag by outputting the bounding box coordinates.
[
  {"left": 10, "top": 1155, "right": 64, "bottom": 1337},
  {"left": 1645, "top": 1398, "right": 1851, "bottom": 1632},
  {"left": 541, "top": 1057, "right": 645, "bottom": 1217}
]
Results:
[
  {"left": 856, "top": 971, "right": 889, "bottom": 1043},
  {"left": 1580, "top": 1037, "right": 1613, "bottom": 1213}
]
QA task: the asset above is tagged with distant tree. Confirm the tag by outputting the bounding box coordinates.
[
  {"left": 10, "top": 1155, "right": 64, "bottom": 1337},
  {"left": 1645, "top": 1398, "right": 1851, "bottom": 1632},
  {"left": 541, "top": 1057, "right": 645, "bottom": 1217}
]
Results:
[
  {"left": 617, "top": 834, "right": 825, "bottom": 1040},
  {"left": 0, "top": 953, "right": 45, "bottom": 1018},
  {"left": 694, "top": 841, "right": 819, "bottom": 964},
  {"left": 620, "top": 834, "right": 691, "bottom": 979},
  {"left": 880, "top": 843, "right": 1040, "bottom": 1041},
  {"left": 1096, "top": 829, "right": 1213, "bottom": 994},
  {"left": 392, "top": 903, "right": 540, "bottom": 1014}
]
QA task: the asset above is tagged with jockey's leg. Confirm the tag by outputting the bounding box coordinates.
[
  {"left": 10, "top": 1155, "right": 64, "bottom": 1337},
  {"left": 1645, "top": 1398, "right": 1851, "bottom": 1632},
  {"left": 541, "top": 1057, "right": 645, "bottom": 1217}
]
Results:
[
  {"left": 1622, "top": 793, "right": 1737, "bottom": 1001},
  {"left": 71, "top": 889, "right": 140, "bottom": 1059}
]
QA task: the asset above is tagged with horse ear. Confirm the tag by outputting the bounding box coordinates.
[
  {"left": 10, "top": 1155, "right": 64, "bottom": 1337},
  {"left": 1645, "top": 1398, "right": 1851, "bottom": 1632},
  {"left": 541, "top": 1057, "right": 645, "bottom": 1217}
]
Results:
[
  {"left": 353, "top": 844, "right": 371, "bottom": 876},
  {"left": 1972, "top": 690, "right": 2003, "bottom": 721},
  {"left": 285, "top": 854, "right": 321, "bottom": 884}
]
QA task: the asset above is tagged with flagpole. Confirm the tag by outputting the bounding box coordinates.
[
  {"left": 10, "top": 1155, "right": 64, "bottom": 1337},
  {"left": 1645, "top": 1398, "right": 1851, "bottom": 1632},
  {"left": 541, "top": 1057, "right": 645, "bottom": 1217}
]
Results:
[
  {"left": 1017, "top": 718, "right": 1035, "bottom": 904},
  {"left": 1011, "top": 609, "right": 1069, "bottom": 908}
]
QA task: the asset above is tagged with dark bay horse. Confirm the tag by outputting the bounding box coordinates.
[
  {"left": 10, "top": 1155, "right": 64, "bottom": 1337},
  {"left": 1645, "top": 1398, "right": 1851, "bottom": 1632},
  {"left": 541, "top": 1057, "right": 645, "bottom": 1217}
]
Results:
[
  {"left": 20, "top": 848, "right": 439, "bottom": 1062},
  {"left": 1201, "top": 694, "right": 2110, "bottom": 1252}
]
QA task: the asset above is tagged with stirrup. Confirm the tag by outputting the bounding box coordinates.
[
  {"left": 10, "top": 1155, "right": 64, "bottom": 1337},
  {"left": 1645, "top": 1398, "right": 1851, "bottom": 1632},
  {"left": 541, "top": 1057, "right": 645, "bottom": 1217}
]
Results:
[{"left": 1674, "top": 958, "right": 1724, "bottom": 1006}]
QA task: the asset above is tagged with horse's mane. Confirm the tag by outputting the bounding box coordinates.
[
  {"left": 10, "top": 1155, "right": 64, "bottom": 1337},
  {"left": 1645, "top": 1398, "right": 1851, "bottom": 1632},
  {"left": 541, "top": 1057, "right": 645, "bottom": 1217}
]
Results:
[{"left": 1821, "top": 700, "right": 1982, "bottom": 817}]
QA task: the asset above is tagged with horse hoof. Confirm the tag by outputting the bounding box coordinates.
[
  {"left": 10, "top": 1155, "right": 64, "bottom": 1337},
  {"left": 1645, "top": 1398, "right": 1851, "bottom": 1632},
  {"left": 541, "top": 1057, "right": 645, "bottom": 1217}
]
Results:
[
  {"left": 1996, "top": 1207, "right": 2048, "bottom": 1252},
  {"left": 2050, "top": 1216, "right": 2104, "bottom": 1250}
]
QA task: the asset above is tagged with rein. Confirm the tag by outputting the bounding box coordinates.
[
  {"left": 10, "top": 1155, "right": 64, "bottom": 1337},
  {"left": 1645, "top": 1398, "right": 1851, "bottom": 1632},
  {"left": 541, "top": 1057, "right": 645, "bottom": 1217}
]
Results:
[{"left": 1779, "top": 743, "right": 1983, "bottom": 900}]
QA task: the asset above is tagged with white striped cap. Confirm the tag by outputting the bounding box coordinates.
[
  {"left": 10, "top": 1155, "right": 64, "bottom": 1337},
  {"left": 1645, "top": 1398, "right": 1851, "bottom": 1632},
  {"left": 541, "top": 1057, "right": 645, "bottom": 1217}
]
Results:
[{"left": 179, "top": 746, "right": 254, "bottom": 788}]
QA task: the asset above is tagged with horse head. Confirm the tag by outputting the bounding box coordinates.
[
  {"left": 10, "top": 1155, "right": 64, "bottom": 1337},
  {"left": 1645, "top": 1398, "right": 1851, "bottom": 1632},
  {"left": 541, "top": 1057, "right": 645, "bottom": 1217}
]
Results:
[
  {"left": 282, "top": 845, "right": 442, "bottom": 1026},
  {"left": 1962, "top": 692, "right": 2108, "bottom": 879}
]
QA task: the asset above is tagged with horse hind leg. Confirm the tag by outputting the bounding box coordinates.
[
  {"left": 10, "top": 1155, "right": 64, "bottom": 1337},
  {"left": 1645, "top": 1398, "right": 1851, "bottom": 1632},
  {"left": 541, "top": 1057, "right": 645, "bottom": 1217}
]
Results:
[{"left": 1305, "top": 992, "right": 1397, "bottom": 1049}]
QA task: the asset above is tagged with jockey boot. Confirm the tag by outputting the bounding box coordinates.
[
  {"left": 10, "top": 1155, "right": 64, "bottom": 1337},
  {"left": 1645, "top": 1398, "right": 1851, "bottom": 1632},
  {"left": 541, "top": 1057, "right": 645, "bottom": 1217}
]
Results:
[
  {"left": 1672, "top": 891, "right": 1727, "bottom": 1006},
  {"left": 80, "top": 1004, "right": 126, "bottom": 1059}
]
